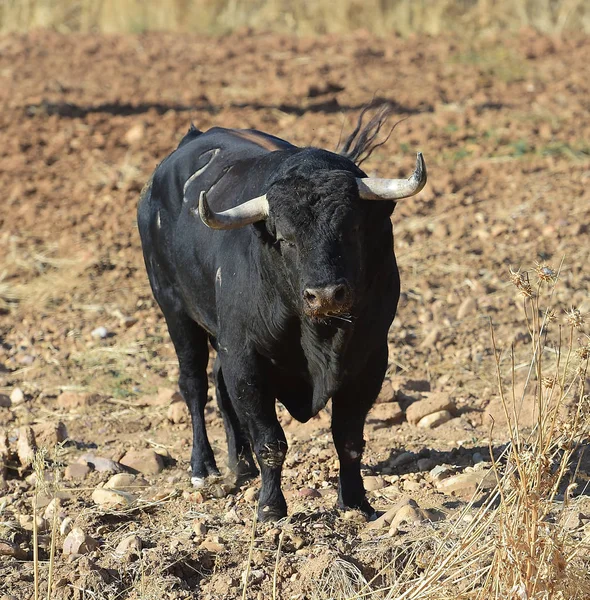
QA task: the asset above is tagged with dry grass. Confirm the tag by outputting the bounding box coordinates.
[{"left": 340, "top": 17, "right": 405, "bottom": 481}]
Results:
[
  {"left": 308, "top": 261, "right": 590, "bottom": 599},
  {"left": 1, "top": 0, "right": 590, "bottom": 35}
]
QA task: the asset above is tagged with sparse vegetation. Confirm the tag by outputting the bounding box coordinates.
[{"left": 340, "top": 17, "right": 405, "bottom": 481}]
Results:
[{"left": 1, "top": 0, "right": 590, "bottom": 35}]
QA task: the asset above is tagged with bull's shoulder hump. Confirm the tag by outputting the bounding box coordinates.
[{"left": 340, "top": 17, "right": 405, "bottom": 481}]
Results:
[{"left": 205, "top": 127, "right": 296, "bottom": 153}]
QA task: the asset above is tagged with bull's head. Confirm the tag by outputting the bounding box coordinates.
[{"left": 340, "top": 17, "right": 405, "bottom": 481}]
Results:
[{"left": 194, "top": 153, "right": 426, "bottom": 320}]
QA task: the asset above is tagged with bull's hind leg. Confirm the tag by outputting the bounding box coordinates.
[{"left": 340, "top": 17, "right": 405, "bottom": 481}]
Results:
[
  {"left": 331, "top": 345, "right": 388, "bottom": 516},
  {"left": 213, "top": 358, "right": 258, "bottom": 480}
]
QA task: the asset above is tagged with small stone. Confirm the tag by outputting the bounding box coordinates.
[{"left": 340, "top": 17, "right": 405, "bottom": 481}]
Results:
[
  {"left": 242, "top": 568, "right": 265, "bottom": 585},
  {"left": 290, "top": 535, "right": 305, "bottom": 550},
  {"left": 43, "top": 498, "right": 64, "bottom": 522},
  {"left": 297, "top": 487, "right": 321, "bottom": 498},
  {"left": 79, "top": 453, "right": 123, "bottom": 473},
  {"left": 364, "top": 476, "right": 386, "bottom": 492},
  {"left": 65, "top": 463, "right": 91, "bottom": 480},
  {"left": 120, "top": 449, "right": 164, "bottom": 475},
  {"left": 91, "top": 326, "right": 109, "bottom": 339},
  {"left": 436, "top": 469, "right": 495, "bottom": 497},
  {"left": 0, "top": 540, "right": 28, "bottom": 559},
  {"left": 32, "top": 421, "right": 68, "bottom": 447},
  {"left": 17, "top": 426, "right": 36, "bottom": 465},
  {"left": 167, "top": 401, "right": 189, "bottom": 424},
  {"left": 429, "top": 465, "right": 456, "bottom": 483},
  {"left": 192, "top": 519, "right": 208, "bottom": 537},
  {"left": 244, "top": 487, "right": 259, "bottom": 502},
  {"left": 368, "top": 402, "right": 404, "bottom": 425},
  {"left": 406, "top": 393, "right": 455, "bottom": 425},
  {"left": 105, "top": 473, "right": 149, "bottom": 491},
  {"left": 199, "top": 536, "right": 225, "bottom": 553},
  {"left": 60, "top": 517, "right": 74, "bottom": 536},
  {"left": 63, "top": 527, "right": 99, "bottom": 555},
  {"left": 115, "top": 534, "right": 142, "bottom": 557},
  {"left": 417, "top": 458, "right": 435, "bottom": 471},
  {"left": 457, "top": 297, "right": 477, "bottom": 320},
  {"left": 57, "top": 391, "right": 101, "bottom": 410},
  {"left": 420, "top": 327, "right": 441, "bottom": 349},
  {"left": 417, "top": 410, "right": 452, "bottom": 429},
  {"left": 389, "top": 504, "right": 433, "bottom": 534},
  {"left": 390, "top": 452, "right": 416, "bottom": 468},
  {"left": 124, "top": 123, "right": 145, "bottom": 145},
  {"left": 0, "top": 394, "right": 11, "bottom": 408},
  {"left": 367, "top": 498, "right": 418, "bottom": 530},
  {"left": 376, "top": 380, "right": 395, "bottom": 403},
  {"left": 92, "top": 488, "right": 136, "bottom": 508},
  {"left": 472, "top": 452, "right": 485, "bottom": 464},
  {"left": 120, "top": 316, "right": 138, "bottom": 329},
  {"left": 403, "top": 480, "right": 422, "bottom": 492}
]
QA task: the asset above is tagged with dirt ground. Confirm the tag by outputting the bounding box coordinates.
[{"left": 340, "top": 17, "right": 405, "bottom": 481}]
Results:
[{"left": 1, "top": 29, "right": 590, "bottom": 599}]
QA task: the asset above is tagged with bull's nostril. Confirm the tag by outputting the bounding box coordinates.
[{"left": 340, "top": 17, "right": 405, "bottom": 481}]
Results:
[
  {"left": 303, "top": 289, "right": 317, "bottom": 304},
  {"left": 333, "top": 286, "right": 346, "bottom": 304}
]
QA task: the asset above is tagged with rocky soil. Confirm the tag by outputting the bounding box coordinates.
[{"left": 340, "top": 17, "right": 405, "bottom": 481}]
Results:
[{"left": 1, "top": 29, "right": 590, "bottom": 599}]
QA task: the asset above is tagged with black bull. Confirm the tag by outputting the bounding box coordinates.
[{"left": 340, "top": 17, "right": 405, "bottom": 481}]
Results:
[{"left": 137, "top": 119, "right": 427, "bottom": 521}]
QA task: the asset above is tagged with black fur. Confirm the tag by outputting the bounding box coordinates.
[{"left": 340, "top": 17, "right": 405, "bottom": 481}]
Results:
[{"left": 137, "top": 117, "right": 401, "bottom": 521}]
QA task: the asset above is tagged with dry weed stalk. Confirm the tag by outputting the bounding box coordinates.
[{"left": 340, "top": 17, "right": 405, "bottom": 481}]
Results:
[{"left": 315, "top": 262, "right": 589, "bottom": 600}]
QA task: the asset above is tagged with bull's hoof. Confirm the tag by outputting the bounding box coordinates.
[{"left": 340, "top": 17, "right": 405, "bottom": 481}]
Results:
[
  {"left": 230, "top": 456, "right": 259, "bottom": 482},
  {"left": 258, "top": 503, "right": 287, "bottom": 523},
  {"left": 338, "top": 497, "right": 375, "bottom": 518}
]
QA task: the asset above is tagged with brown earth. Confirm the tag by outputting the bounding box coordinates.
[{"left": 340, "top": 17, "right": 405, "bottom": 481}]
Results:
[{"left": 0, "top": 29, "right": 589, "bottom": 599}]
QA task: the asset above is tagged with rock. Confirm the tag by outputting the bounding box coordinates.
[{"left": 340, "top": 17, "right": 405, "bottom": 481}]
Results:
[
  {"left": 115, "top": 534, "right": 142, "bottom": 557},
  {"left": 367, "top": 402, "right": 403, "bottom": 425},
  {"left": 376, "top": 380, "right": 395, "bottom": 403},
  {"left": 0, "top": 394, "right": 11, "bottom": 408},
  {"left": 104, "top": 473, "right": 149, "bottom": 491},
  {"left": 242, "top": 568, "right": 265, "bottom": 585},
  {"left": 57, "top": 391, "right": 101, "bottom": 410},
  {"left": 367, "top": 498, "right": 419, "bottom": 530},
  {"left": 91, "top": 488, "right": 136, "bottom": 509},
  {"left": 457, "top": 297, "right": 477, "bottom": 320},
  {"left": 429, "top": 465, "right": 456, "bottom": 483},
  {"left": 65, "top": 463, "right": 91, "bottom": 480},
  {"left": 417, "top": 410, "right": 452, "bottom": 429},
  {"left": 43, "top": 498, "right": 65, "bottom": 522},
  {"left": 420, "top": 327, "right": 441, "bottom": 349},
  {"left": 364, "top": 476, "right": 386, "bottom": 492},
  {"left": 17, "top": 426, "right": 36, "bottom": 465},
  {"left": 436, "top": 469, "right": 495, "bottom": 497},
  {"left": 91, "top": 326, "right": 109, "bottom": 339},
  {"left": 199, "top": 536, "right": 225, "bottom": 553},
  {"left": 60, "top": 517, "right": 74, "bottom": 536},
  {"left": 124, "top": 123, "right": 145, "bottom": 145},
  {"left": 390, "top": 452, "right": 416, "bottom": 468},
  {"left": 192, "top": 519, "right": 208, "bottom": 537},
  {"left": 417, "top": 458, "right": 435, "bottom": 471},
  {"left": 244, "top": 487, "right": 258, "bottom": 502},
  {"left": 32, "top": 421, "right": 68, "bottom": 447},
  {"left": 0, "top": 429, "right": 9, "bottom": 457},
  {"left": 402, "top": 379, "right": 431, "bottom": 393},
  {"left": 0, "top": 540, "right": 28, "bottom": 559},
  {"left": 389, "top": 503, "right": 433, "bottom": 534},
  {"left": 297, "top": 487, "right": 321, "bottom": 498},
  {"left": 167, "top": 400, "right": 189, "bottom": 424},
  {"left": 120, "top": 449, "right": 164, "bottom": 475},
  {"left": 62, "top": 527, "right": 99, "bottom": 555},
  {"left": 79, "top": 453, "right": 124, "bottom": 473},
  {"left": 406, "top": 393, "right": 455, "bottom": 425},
  {"left": 472, "top": 452, "right": 485, "bottom": 464},
  {"left": 403, "top": 480, "right": 423, "bottom": 493}
]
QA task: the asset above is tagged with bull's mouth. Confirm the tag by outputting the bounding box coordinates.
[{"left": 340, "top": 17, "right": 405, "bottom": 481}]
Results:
[{"left": 305, "top": 309, "right": 356, "bottom": 325}]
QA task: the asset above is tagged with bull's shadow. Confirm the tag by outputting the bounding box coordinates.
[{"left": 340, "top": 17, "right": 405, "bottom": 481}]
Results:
[{"left": 24, "top": 97, "right": 432, "bottom": 119}]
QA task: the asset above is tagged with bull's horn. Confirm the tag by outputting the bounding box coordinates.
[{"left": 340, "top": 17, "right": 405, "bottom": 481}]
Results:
[
  {"left": 194, "top": 190, "right": 269, "bottom": 230},
  {"left": 356, "top": 152, "right": 427, "bottom": 201}
]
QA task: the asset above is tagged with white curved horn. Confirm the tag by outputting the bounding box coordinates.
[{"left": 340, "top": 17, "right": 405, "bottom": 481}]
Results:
[
  {"left": 356, "top": 152, "right": 427, "bottom": 201},
  {"left": 193, "top": 190, "right": 269, "bottom": 230}
]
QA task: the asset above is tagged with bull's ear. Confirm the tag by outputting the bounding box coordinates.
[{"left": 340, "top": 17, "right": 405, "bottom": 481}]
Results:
[{"left": 356, "top": 153, "right": 426, "bottom": 201}]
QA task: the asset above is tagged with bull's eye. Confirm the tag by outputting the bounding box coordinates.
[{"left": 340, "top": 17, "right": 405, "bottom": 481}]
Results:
[{"left": 276, "top": 233, "right": 296, "bottom": 249}]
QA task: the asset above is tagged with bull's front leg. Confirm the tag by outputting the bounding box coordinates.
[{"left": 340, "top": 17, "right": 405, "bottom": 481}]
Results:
[
  {"left": 331, "top": 345, "right": 388, "bottom": 516},
  {"left": 221, "top": 352, "right": 288, "bottom": 522}
]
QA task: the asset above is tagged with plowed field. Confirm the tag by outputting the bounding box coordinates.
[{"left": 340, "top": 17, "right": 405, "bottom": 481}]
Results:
[{"left": 1, "top": 30, "right": 589, "bottom": 599}]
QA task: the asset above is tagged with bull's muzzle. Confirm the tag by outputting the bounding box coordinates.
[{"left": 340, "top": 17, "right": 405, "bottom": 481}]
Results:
[{"left": 302, "top": 281, "right": 353, "bottom": 318}]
